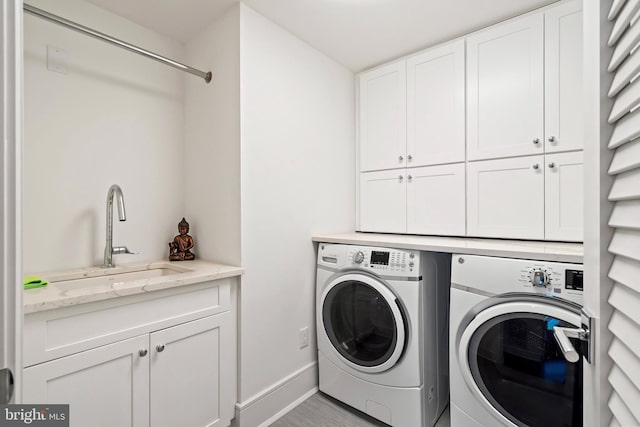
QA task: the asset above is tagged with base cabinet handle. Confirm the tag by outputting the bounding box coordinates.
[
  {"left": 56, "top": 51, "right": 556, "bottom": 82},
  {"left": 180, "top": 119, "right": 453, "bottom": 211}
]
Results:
[
  {"left": 156, "top": 344, "right": 166, "bottom": 353},
  {"left": 139, "top": 349, "right": 148, "bottom": 357}
]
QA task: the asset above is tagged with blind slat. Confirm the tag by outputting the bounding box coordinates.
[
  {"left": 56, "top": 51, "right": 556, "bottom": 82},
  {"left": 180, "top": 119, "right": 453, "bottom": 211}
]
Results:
[
  {"left": 609, "top": 229, "right": 640, "bottom": 262},
  {"left": 609, "top": 199, "right": 640, "bottom": 229},
  {"left": 610, "top": 339, "right": 640, "bottom": 392},
  {"left": 609, "top": 138, "right": 640, "bottom": 174},
  {"left": 609, "top": 75, "right": 640, "bottom": 123},
  {"left": 610, "top": 9, "right": 640, "bottom": 72},
  {"left": 609, "top": 107, "right": 640, "bottom": 148},
  {"left": 609, "top": 256, "right": 640, "bottom": 291},
  {"left": 611, "top": 0, "right": 630, "bottom": 21},
  {"left": 609, "top": 46, "right": 640, "bottom": 97},
  {"left": 609, "top": 284, "right": 640, "bottom": 326},
  {"left": 609, "top": 391, "right": 640, "bottom": 427},
  {"left": 609, "top": 366, "right": 640, "bottom": 422},
  {"left": 609, "top": 168, "right": 640, "bottom": 200},
  {"left": 609, "top": 0, "right": 640, "bottom": 48},
  {"left": 609, "top": 311, "right": 640, "bottom": 359}
]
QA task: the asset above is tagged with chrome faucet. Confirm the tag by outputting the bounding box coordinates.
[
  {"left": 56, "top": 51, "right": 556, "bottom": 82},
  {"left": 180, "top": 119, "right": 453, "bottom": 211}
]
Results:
[{"left": 103, "top": 184, "right": 135, "bottom": 267}]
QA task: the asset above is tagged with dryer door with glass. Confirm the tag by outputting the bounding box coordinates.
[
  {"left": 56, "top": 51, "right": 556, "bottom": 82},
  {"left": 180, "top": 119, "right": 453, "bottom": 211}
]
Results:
[
  {"left": 457, "top": 294, "right": 584, "bottom": 427},
  {"left": 321, "top": 273, "right": 406, "bottom": 374}
]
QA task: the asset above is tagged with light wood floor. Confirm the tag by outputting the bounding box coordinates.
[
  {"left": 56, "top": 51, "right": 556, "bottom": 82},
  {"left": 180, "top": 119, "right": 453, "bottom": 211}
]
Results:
[{"left": 270, "top": 392, "right": 450, "bottom": 427}]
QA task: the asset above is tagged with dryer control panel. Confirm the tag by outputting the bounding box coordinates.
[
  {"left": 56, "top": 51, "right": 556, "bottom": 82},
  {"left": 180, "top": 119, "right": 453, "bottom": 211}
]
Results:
[
  {"left": 318, "top": 244, "right": 420, "bottom": 278},
  {"left": 451, "top": 254, "right": 583, "bottom": 305}
]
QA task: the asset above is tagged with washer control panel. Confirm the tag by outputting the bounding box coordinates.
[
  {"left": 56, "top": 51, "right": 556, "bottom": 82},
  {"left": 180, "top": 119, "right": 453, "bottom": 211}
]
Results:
[{"left": 318, "top": 244, "right": 420, "bottom": 277}]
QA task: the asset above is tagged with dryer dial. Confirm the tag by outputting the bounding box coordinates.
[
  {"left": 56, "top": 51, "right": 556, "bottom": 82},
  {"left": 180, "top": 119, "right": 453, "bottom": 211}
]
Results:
[
  {"left": 353, "top": 251, "right": 365, "bottom": 264},
  {"left": 530, "top": 269, "right": 549, "bottom": 287}
]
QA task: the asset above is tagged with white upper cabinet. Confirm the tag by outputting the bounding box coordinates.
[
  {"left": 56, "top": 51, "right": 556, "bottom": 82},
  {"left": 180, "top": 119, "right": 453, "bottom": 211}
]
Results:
[
  {"left": 467, "top": 13, "right": 544, "bottom": 161},
  {"left": 545, "top": 0, "right": 584, "bottom": 153},
  {"left": 359, "top": 60, "right": 407, "bottom": 172},
  {"left": 407, "top": 163, "right": 465, "bottom": 236},
  {"left": 360, "top": 170, "right": 406, "bottom": 233},
  {"left": 545, "top": 151, "right": 584, "bottom": 241},
  {"left": 467, "top": 156, "right": 545, "bottom": 239},
  {"left": 407, "top": 40, "right": 465, "bottom": 167}
]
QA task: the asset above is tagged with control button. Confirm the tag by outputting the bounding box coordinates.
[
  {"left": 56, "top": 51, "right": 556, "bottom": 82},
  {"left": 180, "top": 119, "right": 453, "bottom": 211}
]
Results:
[
  {"left": 409, "top": 261, "right": 415, "bottom": 267},
  {"left": 409, "top": 253, "right": 415, "bottom": 259},
  {"left": 353, "top": 251, "right": 365, "bottom": 264}
]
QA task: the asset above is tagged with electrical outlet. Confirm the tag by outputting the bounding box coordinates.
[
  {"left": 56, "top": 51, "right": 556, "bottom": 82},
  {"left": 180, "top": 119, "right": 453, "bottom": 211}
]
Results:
[{"left": 298, "top": 327, "right": 309, "bottom": 349}]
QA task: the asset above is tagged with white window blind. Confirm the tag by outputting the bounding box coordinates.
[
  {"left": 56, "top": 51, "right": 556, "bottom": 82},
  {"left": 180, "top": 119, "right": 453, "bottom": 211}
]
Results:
[{"left": 607, "top": 1, "right": 640, "bottom": 425}]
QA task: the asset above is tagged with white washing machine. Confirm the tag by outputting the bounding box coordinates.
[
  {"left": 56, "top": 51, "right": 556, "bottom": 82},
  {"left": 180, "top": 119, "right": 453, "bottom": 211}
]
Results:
[
  {"left": 450, "top": 254, "right": 591, "bottom": 427},
  {"left": 316, "top": 243, "right": 450, "bottom": 426}
]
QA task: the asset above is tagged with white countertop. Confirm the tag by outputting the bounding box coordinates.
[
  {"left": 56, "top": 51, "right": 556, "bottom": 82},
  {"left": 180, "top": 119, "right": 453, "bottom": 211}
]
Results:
[
  {"left": 312, "top": 232, "right": 583, "bottom": 263},
  {"left": 24, "top": 260, "right": 244, "bottom": 314}
]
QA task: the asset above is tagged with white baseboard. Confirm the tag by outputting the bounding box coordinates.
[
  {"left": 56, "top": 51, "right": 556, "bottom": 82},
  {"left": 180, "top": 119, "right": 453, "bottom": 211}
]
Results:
[{"left": 232, "top": 362, "right": 318, "bottom": 427}]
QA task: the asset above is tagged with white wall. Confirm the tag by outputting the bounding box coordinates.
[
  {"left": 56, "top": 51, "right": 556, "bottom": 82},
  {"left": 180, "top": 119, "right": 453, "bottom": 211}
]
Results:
[
  {"left": 184, "top": 6, "right": 241, "bottom": 267},
  {"left": 23, "top": 0, "right": 186, "bottom": 273},
  {"left": 238, "top": 1, "right": 355, "bottom": 414}
]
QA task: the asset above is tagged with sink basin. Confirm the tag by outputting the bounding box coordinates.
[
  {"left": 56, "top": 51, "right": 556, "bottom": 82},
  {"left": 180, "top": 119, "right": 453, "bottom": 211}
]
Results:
[{"left": 50, "top": 265, "right": 194, "bottom": 294}]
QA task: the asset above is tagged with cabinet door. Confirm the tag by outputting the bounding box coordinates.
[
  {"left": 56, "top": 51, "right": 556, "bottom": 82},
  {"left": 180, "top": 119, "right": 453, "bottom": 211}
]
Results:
[
  {"left": 407, "top": 40, "right": 465, "bottom": 167},
  {"left": 407, "top": 163, "right": 465, "bottom": 236},
  {"left": 359, "top": 60, "right": 407, "bottom": 171},
  {"left": 467, "top": 156, "right": 544, "bottom": 239},
  {"left": 360, "top": 170, "right": 406, "bottom": 233},
  {"left": 467, "top": 13, "right": 544, "bottom": 160},
  {"left": 545, "top": 151, "right": 583, "bottom": 241},
  {"left": 23, "top": 335, "right": 149, "bottom": 427},
  {"left": 545, "top": 0, "right": 583, "bottom": 153},
  {"left": 150, "top": 313, "right": 233, "bottom": 427}
]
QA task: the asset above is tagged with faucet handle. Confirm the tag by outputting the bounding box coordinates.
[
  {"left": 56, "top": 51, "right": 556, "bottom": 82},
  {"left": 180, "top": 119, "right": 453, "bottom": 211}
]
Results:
[{"left": 112, "top": 246, "right": 138, "bottom": 255}]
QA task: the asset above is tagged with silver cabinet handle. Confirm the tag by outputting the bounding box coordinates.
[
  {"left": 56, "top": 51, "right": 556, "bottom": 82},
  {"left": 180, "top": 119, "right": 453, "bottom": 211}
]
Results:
[
  {"left": 407, "top": 155, "right": 413, "bottom": 162},
  {"left": 398, "top": 155, "right": 404, "bottom": 162},
  {"left": 548, "top": 136, "right": 556, "bottom": 143},
  {"left": 398, "top": 175, "right": 404, "bottom": 182},
  {"left": 407, "top": 175, "right": 413, "bottom": 181},
  {"left": 533, "top": 138, "right": 540, "bottom": 145},
  {"left": 532, "top": 164, "right": 539, "bottom": 170},
  {"left": 156, "top": 344, "right": 165, "bottom": 353},
  {"left": 548, "top": 162, "right": 556, "bottom": 168},
  {"left": 139, "top": 349, "right": 148, "bottom": 357}
]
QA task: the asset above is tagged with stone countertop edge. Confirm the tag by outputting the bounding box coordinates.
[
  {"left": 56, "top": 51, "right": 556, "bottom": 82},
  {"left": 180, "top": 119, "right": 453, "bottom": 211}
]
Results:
[
  {"left": 23, "top": 260, "right": 244, "bottom": 314},
  {"left": 311, "top": 232, "right": 584, "bottom": 263}
]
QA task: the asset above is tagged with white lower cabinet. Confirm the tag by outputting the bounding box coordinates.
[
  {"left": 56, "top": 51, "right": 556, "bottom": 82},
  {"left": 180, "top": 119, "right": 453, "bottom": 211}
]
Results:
[
  {"left": 23, "top": 335, "right": 150, "bottom": 427},
  {"left": 23, "top": 279, "right": 236, "bottom": 427},
  {"left": 360, "top": 163, "right": 465, "bottom": 235},
  {"left": 467, "top": 153, "right": 583, "bottom": 240}
]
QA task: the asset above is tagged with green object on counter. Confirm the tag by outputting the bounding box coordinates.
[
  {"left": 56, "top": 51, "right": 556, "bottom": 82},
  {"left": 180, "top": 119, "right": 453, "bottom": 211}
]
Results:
[{"left": 23, "top": 275, "right": 48, "bottom": 289}]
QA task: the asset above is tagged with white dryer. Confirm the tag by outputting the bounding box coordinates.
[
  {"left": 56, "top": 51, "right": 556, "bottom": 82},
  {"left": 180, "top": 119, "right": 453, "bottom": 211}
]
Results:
[
  {"left": 450, "top": 254, "right": 590, "bottom": 427},
  {"left": 316, "top": 243, "right": 450, "bottom": 426}
]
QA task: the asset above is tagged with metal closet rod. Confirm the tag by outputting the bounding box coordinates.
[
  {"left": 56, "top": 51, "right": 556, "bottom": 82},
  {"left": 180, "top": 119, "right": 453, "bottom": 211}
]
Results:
[{"left": 23, "top": 3, "right": 212, "bottom": 83}]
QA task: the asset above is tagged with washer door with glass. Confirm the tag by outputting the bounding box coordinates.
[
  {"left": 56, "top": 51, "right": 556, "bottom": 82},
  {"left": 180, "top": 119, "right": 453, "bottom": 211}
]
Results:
[
  {"left": 457, "top": 295, "right": 584, "bottom": 427},
  {"left": 321, "top": 273, "right": 406, "bottom": 374}
]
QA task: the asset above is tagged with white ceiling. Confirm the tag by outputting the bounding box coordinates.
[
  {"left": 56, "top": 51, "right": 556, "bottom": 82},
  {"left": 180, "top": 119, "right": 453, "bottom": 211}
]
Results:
[{"left": 85, "top": 0, "right": 558, "bottom": 72}]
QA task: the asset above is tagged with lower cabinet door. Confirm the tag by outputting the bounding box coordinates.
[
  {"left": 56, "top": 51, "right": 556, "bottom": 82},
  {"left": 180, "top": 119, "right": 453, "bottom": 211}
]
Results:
[
  {"left": 545, "top": 151, "right": 584, "bottom": 241},
  {"left": 150, "top": 313, "right": 233, "bottom": 427},
  {"left": 407, "top": 163, "right": 465, "bottom": 235},
  {"left": 360, "top": 169, "right": 407, "bottom": 233},
  {"left": 467, "top": 156, "right": 545, "bottom": 239},
  {"left": 23, "top": 335, "right": 150, "bottom": 427}
]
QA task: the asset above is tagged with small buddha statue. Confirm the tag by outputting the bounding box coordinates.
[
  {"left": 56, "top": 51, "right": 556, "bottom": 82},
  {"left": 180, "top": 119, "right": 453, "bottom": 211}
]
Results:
[{"left": 169, "top": 217, "right": 195, "bottom": 261}]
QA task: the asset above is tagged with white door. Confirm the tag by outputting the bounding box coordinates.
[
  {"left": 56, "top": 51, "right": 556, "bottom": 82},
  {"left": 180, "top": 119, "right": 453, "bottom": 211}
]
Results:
[
  {"left": 1, "top": 0, "right": 22, "bottom": 405},
  {"left": 545, "top": 0, "right": 584, "bottom": 153},
  {"left": 467, "top": 13, "right": 544, "bottom": 161},
  {"left": 467, "top": 156, "right": 545, "bottom": 239},
  {"left": 150, "top": 314, "right": 232, "bottom": 427},
  {"left": 407, "top": 40, "right": 465, "bottom": 167},
  {"left": 23, "top": 335, "right": 150, "bottom": 427},
  {"left": 545, "top": 151, "right": 584, "bottom": 241},
  {"left": 359, "top": 60, "right": 407, "bottom": 172},
  {"left": 359, "top": 170, "right": 406, "bottom": 233},
  {"left": 407, "top": 163, "right": 465, "bottom": 236}
]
